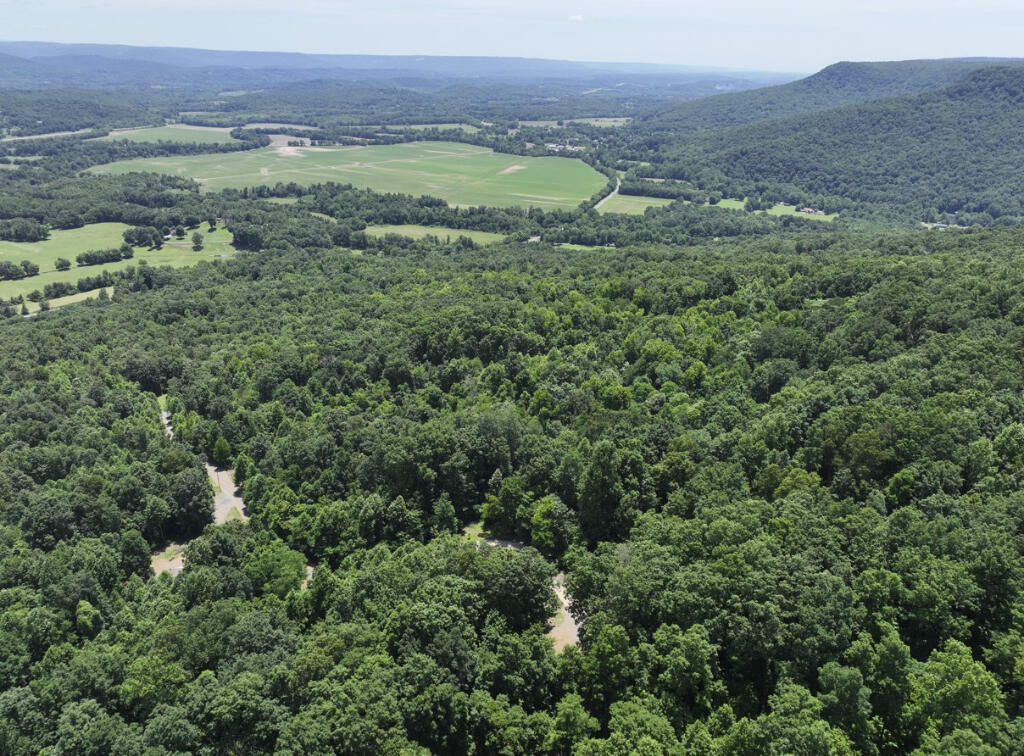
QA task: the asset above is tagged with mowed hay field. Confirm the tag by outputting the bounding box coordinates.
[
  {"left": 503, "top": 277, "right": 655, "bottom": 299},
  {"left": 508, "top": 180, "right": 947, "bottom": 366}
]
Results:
[
  {"left": 96, "top": 125, "right": 238, "bottom": 143},
  {"left": 363, "top": 224, "right": 506, "bottom": 245},
  {"left": 0, "top": 223, "right": 234, "bottom": 300},
  {"left": 393, "top": 123, "right": 480, "bottom": 133},
  {"left": 90, "top": 141, "right": 607, "bottom": 208},
  {"left": 716, "top": 197, "right": 836, "bottom": 222},
  {"left": 597, "top": 194, "right": 674, "bottom": 215}
]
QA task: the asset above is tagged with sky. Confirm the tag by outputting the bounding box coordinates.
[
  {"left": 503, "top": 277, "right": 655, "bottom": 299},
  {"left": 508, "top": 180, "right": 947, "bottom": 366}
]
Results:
[{"left": 3, "top": 0, "right": 1024, "bottom": 73}]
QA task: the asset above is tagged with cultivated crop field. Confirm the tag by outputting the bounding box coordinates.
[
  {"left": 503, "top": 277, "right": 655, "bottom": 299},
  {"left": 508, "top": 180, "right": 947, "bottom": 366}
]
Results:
[
  {"left": 597, "top": 194, "right": 674, "bottom": 215},
  {"left": 363, "top": 224, "right": 506, "bottom": 244},
  {"left": 90, "top": 141, "right": 607, "bottom": 208},
  {"left": 97, "top": 124, "right": 237, "bottom": 143},
  {"left": 0, "top": 223, "right": 233, "bottom": 300}
]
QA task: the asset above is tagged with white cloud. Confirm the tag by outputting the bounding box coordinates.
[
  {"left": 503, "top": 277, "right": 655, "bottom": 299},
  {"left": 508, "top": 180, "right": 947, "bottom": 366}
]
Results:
[{"left": 569, "top": 14, "right": 584, "bottom": 21}]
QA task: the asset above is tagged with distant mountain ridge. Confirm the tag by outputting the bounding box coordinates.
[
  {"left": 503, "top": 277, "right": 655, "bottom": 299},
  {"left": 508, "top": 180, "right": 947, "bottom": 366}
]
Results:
[{"left": 0, "top": 41, "right": 797, "bottom": 88}]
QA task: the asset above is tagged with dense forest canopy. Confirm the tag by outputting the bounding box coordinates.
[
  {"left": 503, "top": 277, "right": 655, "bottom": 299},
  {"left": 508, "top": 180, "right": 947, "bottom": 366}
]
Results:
[
  {"left": 1, "top": 40, "right": 1024, "bottom": 755},
  {"left": 3, "top": 226, "right": 1024, "bottom": 753}
]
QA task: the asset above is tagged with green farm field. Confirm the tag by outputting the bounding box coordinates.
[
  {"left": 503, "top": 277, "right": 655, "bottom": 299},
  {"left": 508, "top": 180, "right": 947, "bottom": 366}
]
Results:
[
  {"left": 363, "top": 224, "right": 506, "bottom": 244},
  {"left": 89, "top": 141, "right": 606, "bottom": 208},
  {"left": 390, "top": 123, "right": 480, "bottom": 133},
  {"left": 597, "top": 194, "right": 674, "bottom": 215},
  {"left": 97, "top": 124, "right": 237, "bottom": 143},
  {"left": 0, "top": 224, "right": 234, "bottom": 300}
]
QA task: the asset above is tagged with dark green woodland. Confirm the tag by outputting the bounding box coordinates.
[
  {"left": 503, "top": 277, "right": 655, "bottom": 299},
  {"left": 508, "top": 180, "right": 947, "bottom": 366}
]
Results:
[{"left": 1, "top": 43, "right": 1023, "bottom": 755}]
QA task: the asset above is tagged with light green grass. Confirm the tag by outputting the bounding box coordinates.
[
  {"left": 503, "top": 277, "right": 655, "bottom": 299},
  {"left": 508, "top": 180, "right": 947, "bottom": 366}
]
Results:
[
  {"left": 24, "top": 287, "right": 111, "bottom": 313},
  {"left": 244, "top": 122, "right": 321, "bottom": 130},
  {"left": 363, "top": 224, "right": 505, "bottom": 245},
  {"left": 0, "top": 128, "right": 96, "bottom": 142},
  {"left": 597, "top": 194, "right": 674, "bottom": 215},
  {"left": 97, "top": 125, "right": 237, "bottom": 143},
  {"left": 1, "top": 222, "right": 135, "bottom": 272},
  {"left": 388, "top": 123, "right": 480, "bottom": 133},
  {"left": 0, "top": 224, "right": 232, "bottom": 301},
  {"left": 264, "top": 197, "right": 299, "bottom": 205},
  {"left": 713, "top": 197, "right": 835, "bottom": 221},
  {"left": 90, "top": 141, "right": 605, "bottom": 209},
  {"left": 520, "top": 117, "right": 631, "bottom": 128},
  {"left": 764, "top": 203, "right": 837, "bottom": 222}
]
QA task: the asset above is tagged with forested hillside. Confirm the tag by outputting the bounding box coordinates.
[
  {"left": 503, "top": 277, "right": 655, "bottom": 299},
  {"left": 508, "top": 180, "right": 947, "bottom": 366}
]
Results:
[
  {"left": 0, "top": 90, "right": 158, "bottom": 137},
  {"left": 636, "top": 66, "right": 1024, "bottom": 224},
  {"left": 2, "top": 225, "right": 1024, "bottom": 752},
  {"left": 637, "top": 59, "right": 1018, "bottom": 131}
]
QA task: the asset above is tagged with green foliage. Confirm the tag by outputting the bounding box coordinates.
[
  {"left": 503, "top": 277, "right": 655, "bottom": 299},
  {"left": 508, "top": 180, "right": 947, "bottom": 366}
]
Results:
[
  {"left": 1, "top": 129, "right": 1024, "bottom": 752},
  {"left": 640, "top": 66, "right": 1024, "bottom": 224}
]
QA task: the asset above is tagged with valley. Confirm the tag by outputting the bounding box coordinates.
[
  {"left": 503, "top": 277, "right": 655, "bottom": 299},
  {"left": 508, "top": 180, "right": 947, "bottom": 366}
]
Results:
[
  {"left": 90, "top": 140, "right": 608, "bottom": 208},
  {"left": 1, "top": 35, "right": 1023, "bottom": 756}
]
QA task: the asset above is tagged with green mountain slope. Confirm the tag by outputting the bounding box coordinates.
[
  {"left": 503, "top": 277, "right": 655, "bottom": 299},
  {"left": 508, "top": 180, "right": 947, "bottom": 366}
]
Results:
[
  {"left": 647, "top": 66, "right": 1024, "bottom": 223},
  {"left": 639, "top": 58, "right": 1022, "bottom": 132}
]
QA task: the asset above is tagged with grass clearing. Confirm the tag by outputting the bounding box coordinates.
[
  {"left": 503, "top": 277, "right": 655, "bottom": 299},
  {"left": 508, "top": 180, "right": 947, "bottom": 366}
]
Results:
[
  {"left": 520, "top": 117, "right": 631, "bottom": 128},
  {"left": 597, "top": 194, "right": 674, "bottom": 215},
  {"left": 0, "top": 128, "right": 96, "bottom": 142},
  {"left": 764, "top": 203, "right": 837, "bottom": 222},
  {"left": 712, "top": 197, "right": 835, "bottom": 221},
  {"left": 0, "top": 224, "right": 233, "bottom": 301},
  {"left": 97, "top": 124, "right": 237, "bottom": 143},
  {"left": 1, "top": 222, "right": 135, "bottom": 272},
  {"left": 24, "top": 287, "right": 112, "bottom": 313},
  {"left": 90, "top": 141, "right": 606, "bottom": 209},
  {"left": 385, "top": 123, "right": 480, "bottom": 133},
  {"left": 244, "top": 122, "right": 321, "bottom": 130},
  {"left": 363, "top": 224, "right": 506, "bottom": 245}
]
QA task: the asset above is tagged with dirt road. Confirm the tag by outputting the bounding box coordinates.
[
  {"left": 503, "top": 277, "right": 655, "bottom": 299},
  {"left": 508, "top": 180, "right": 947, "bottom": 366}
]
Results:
[
  {"left": 480, "top": 534, "right": 580, "bottom": 650},
  {"left": 152, "top": 410, "right": 247, "bottom": 575}
]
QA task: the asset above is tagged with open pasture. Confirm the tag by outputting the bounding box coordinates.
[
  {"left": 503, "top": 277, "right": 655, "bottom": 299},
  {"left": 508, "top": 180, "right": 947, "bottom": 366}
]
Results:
[
  {"left": 0, "top": 224, "right": 233, "bottom": 301},
  {"left": 244, "top": 122, "right": 321, "bottom": 130},
  {"left": 715, "top": 197, "right": 836, "bottom": 221},
  {"left": 0, "top": 222, "right": 135, "bottom": 272},
  {"left": 24, "top": 287, "right": 112, "bottom": 313},
  {"left": 90, "top": 141, "right": 606, "bottom": 208},
  {"left": 363, "top": 224, "right": 505, "bottom": 245},
  {"left": 387, "top": 123, "right": 480, "bottom": 133},
  {"left": 97, "top": 124, "right": 237, "bottom": 143},
  {"left": 520, "top": 117, "right": 631, "bottom": 128},
  {"left": 597, "top": 194, "right": 674, "bottom": 215}
]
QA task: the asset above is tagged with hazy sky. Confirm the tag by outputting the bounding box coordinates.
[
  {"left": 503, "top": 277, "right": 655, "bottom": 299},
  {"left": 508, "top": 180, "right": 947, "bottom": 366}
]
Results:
[{"left": 4, "top": 0, "right": 1024, "bottom": 72}]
